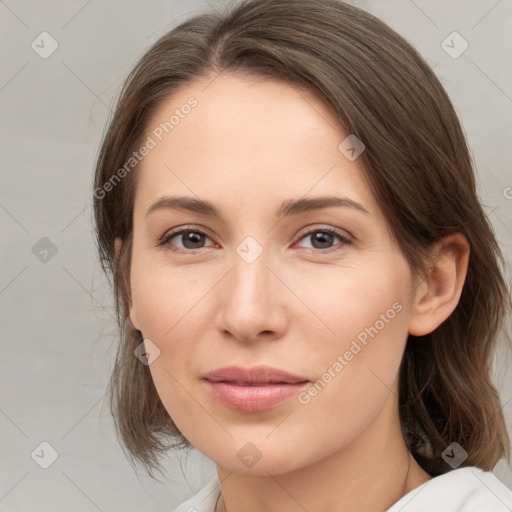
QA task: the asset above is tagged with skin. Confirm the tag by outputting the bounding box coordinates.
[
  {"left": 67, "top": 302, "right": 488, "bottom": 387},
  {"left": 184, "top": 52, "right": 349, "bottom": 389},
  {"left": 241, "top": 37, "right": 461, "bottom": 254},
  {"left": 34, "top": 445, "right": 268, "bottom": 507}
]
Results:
[{"left": 125, "top": 73, "right": 470, "bottom": 512}]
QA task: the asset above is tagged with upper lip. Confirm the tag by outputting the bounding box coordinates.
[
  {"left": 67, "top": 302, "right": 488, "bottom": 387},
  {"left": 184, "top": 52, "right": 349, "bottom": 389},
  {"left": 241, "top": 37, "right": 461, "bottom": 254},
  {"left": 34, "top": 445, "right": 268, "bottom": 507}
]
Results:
[{"left": 202, "top": 365, "right": 309, "bottom": 384}]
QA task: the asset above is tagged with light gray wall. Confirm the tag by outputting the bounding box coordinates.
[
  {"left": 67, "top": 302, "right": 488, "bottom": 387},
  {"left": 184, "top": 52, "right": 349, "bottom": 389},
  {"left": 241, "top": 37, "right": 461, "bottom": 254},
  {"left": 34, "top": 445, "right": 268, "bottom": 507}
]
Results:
[{"left": 1, "top": 1, "right": 511, "bottom": 510}]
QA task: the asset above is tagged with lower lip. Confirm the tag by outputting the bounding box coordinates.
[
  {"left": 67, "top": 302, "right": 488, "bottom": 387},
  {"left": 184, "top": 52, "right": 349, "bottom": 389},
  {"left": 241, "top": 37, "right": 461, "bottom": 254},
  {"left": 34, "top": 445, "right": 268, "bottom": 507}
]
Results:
[{"left": 203, "top": 380, "right": 309, "bottom": 412}]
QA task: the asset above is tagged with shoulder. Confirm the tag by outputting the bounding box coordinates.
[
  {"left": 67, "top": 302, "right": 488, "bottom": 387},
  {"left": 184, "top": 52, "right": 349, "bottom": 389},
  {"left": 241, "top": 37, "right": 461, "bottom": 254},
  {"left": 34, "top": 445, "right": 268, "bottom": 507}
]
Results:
[
  {"left": 170, "top": 479, "right": 220, "bottom": 512},
  {"left": 386, "top": 466, "right": 512, "bottom": 512}
]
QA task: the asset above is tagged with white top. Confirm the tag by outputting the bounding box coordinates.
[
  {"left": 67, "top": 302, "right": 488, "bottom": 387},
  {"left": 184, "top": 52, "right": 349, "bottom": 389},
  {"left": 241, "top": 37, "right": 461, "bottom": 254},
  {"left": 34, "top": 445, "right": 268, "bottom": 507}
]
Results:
[{"left": 170, "top": 466, "right": 512, "bottom": 512}]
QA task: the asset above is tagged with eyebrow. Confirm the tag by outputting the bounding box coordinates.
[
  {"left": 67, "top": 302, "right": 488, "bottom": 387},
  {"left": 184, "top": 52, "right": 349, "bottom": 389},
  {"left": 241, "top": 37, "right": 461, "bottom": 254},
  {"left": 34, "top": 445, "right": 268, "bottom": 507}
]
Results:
[{"left": 145, "top": 195, "right": 370, "bottom": 219}]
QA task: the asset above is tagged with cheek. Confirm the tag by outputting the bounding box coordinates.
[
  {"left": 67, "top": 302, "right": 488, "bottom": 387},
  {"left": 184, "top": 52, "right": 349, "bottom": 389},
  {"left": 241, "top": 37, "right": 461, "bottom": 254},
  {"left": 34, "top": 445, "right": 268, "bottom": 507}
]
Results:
[
  {"left": 129, "top": 255, "right": 220, "bottom": 403},
  {"left": 130, "top": 248, "right": 210, "bottom": 339},
  {"left": 282, "top": 276, "right": 410, "bottom": 466},
  {"left": 288, "top": 262, "right": 411, "bottom": 415},
  {"left": 282, "top": 259, "right": 410, "bottom": 351},
  {"left": 130, "top": 264, "right": 215, "bottom": 435}
]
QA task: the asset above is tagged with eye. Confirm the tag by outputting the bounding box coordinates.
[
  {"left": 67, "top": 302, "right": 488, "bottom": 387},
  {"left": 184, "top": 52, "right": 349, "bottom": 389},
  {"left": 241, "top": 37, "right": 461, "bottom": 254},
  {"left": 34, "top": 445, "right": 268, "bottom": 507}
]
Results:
[
  {"left": 159, "top": 228, "right": 215, "bottom": 252},
  {"left": 158, "top": 225, "right": 352, "bottom": 254},
  {"left": 294, "top": 226, "right": 352, "bottom": 252}
]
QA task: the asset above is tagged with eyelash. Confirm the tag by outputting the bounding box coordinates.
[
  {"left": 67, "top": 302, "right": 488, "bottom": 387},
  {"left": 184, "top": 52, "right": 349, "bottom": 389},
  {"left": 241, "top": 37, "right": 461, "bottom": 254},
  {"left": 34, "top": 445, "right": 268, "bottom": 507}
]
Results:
[{"left": 157, "top": 225, "right": 352, "bottom": 254}]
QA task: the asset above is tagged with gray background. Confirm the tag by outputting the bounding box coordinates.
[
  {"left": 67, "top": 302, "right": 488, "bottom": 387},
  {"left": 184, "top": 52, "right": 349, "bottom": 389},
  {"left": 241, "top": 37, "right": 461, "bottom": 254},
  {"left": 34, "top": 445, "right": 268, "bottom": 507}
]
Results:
[{"left": 1, "top": 0, "right": 511, "bottom": 510}]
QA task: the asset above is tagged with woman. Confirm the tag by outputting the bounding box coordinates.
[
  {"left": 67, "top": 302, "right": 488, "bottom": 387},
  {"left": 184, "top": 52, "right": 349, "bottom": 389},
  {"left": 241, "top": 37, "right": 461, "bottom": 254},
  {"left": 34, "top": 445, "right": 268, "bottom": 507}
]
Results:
[{"left": 93, "top": 0, "right": 512, "bottom": 510}]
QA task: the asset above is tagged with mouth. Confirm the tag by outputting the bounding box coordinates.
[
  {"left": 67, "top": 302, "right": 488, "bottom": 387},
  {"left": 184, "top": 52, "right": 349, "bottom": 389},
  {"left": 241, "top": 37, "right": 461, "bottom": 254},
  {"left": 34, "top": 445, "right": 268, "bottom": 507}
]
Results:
[{"left": 201, "top": 365, "right": 310, "bottom": 412}]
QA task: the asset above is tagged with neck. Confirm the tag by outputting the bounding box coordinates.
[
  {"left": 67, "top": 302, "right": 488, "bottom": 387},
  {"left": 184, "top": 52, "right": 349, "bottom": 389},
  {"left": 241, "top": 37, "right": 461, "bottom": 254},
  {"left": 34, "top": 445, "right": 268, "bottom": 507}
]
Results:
[{"left": 214, "top": 394, "right": 431, "bottom": 512}]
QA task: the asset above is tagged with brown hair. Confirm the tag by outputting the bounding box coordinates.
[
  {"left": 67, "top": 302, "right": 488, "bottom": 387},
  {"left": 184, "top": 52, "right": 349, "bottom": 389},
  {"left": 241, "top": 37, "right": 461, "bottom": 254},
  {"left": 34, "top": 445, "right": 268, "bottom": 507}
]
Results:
[{"left": 93, "top": 0, "right": 511, "bottom": 479}]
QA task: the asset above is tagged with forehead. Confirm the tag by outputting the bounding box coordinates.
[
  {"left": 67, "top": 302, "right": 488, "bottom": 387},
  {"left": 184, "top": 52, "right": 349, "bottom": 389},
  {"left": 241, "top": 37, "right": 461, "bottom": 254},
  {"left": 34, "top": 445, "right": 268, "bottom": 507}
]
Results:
[
  {"left": 147, "top": 73, "right": 340, "bottom": 154},
  {"left": 135, "top": 73, "right": 376, "bottom": 217}
]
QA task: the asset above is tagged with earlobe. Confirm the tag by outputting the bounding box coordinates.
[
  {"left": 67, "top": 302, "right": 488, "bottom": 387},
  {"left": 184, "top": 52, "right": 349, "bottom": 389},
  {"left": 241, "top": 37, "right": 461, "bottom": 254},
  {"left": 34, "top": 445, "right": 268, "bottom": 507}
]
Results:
[
  {"left": 408, "top": 233, "right": 470, "bottom": 336},
  {"left": 129, "top": 304, "right": 141, "bottom": 331}
]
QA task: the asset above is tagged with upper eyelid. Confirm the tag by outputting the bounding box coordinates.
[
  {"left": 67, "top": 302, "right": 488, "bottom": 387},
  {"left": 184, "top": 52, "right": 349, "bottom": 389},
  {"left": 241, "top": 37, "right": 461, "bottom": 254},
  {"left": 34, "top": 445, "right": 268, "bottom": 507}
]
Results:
[
  {"left": 162, "top": 225, "right": 216, "bottom": 243},
  {"left": 162, "top": 224, "right": 352, "bottom": 247}
]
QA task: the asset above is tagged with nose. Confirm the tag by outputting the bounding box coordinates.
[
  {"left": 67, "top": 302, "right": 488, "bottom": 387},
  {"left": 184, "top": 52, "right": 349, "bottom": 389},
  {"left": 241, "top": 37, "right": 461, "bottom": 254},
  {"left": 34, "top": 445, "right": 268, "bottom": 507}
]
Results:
[{"left": 214, "top": 246, "right": 288, "bottom": 343}]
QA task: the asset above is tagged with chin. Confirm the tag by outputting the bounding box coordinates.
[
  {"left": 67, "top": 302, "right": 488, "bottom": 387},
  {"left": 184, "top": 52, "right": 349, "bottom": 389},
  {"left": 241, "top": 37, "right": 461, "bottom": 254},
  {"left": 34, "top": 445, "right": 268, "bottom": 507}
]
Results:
[{"left": 200, "top": 437, "right": 313, "bottom": 476}]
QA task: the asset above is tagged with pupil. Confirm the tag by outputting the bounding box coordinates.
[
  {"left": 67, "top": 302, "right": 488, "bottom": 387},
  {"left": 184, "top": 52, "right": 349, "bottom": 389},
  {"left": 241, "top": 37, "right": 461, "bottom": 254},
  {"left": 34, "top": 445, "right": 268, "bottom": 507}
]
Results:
[
  {"left": 312, "top": 232, "right": 333, "bottom": 249},
  {"left": 183, "top": 231, "right": 204, "bottom": 249}
]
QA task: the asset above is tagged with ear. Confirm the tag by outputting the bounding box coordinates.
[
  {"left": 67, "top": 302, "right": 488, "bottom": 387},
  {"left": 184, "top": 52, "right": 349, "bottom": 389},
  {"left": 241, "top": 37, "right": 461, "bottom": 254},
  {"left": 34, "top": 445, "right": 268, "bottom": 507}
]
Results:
[
  {"left": 115, "top": 237, "right": 141, "bottom": 331},
  {"left": 408, "top": 233, "right": 470, "bottom": 336}
]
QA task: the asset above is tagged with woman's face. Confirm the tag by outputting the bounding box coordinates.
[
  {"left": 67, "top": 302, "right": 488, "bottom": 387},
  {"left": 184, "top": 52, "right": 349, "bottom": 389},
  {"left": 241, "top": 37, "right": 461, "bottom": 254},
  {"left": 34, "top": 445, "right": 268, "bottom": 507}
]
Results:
[{"left": 128, "top": 73, "right": 418, "bottom": 474}]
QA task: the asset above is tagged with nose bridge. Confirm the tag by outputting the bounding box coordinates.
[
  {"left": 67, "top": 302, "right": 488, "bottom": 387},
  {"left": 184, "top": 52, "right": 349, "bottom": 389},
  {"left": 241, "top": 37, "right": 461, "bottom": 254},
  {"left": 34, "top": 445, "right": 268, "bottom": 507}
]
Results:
[
  {"left": 215, "top": 235, "right": 285, "bottom": 340},
  {"left": 229, "top": 238, "right": 272, "bottom": 309}
]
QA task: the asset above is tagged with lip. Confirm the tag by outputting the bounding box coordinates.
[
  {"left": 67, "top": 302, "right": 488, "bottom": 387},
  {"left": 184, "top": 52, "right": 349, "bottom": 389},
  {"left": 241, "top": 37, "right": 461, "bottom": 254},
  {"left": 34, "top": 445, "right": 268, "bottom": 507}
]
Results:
[
  {"left": 202, "top": 365, "right": 308, "bottom": 384},
  {"left": 202, "top": 365, "right": 309, "bottom": 412}
]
